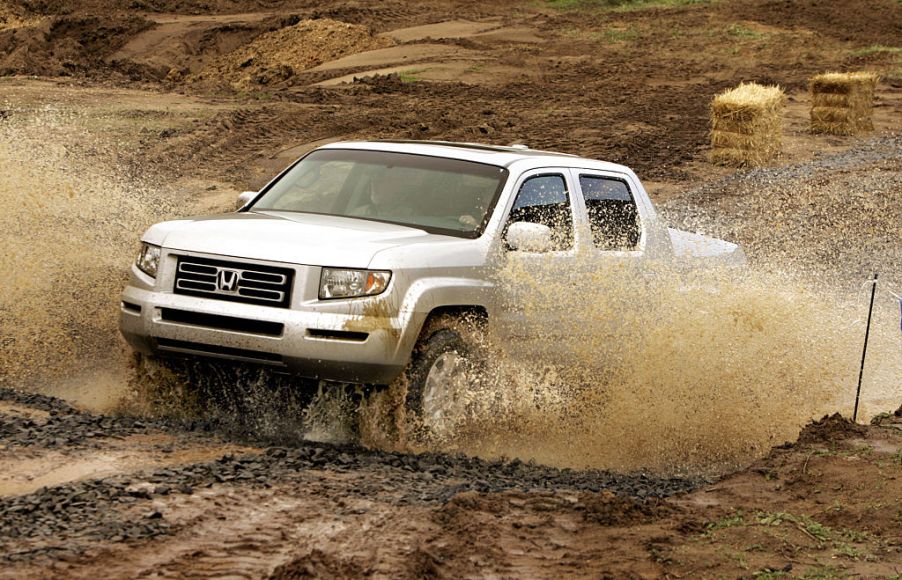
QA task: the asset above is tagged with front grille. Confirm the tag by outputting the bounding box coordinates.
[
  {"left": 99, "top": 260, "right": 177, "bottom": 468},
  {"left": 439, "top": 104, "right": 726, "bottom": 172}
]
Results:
[{"left": 173, "top": 256, "right": 294, "bottom": 308}]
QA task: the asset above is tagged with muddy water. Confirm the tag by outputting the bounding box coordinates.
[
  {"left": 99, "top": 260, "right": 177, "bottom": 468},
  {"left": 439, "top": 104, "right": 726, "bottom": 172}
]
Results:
[
  {"left": 1, "top": 106, "right": 897, "bottom": 475},
  {"left": 448, "top": 262, "right": 899, "bottom": 474},
  {"left": 0, "top": 106, "right": 175, "bottom": 404},
  {"left": 428, "top": 140, "right": 901, "bottom": 475}
]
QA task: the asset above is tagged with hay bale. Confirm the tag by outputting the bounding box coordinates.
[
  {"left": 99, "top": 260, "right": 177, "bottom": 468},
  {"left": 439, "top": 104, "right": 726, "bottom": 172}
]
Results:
[
  {"left": 710, "top": 82, "right": 785, "bottom": 167},
  {"left": 809, "top": 71, "right": 878, "bottom": 135}
]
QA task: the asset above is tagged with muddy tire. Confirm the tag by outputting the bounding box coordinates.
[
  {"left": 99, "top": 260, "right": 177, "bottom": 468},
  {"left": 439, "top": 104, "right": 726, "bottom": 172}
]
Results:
[{"left": 403, "top": 319, "right": 485, "bottom": 442}]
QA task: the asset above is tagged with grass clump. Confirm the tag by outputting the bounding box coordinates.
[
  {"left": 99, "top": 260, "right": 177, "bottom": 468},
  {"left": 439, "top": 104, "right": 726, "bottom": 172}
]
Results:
[
  {"left": 728, "top": 23, "right": 767, "bottom": 40},
  {"left": 398, "top": 68, "right": 428, "bottom": 83},
  {"left": 850, "top": 45, "right": 902, "bottom": 57},
  {"left": 546, "top": 0, "right": 707, "bottom": 11},
  {"left": 705, "top": 511, "right": 746, "bottom": 534}
]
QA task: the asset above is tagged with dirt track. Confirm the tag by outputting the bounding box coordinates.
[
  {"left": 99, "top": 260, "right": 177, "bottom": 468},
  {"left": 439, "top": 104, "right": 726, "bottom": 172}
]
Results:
[
  {"left": 2, "top": 389, "right": 901, "bottom": 578},
  {"left": 1, "top": 0, "right": 901, "bottom": 576}
]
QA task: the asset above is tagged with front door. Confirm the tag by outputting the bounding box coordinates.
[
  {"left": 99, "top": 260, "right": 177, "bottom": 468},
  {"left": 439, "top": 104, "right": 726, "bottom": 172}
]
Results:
[{"left": 493, "top": 169, "right": 584, "bottom": 352}]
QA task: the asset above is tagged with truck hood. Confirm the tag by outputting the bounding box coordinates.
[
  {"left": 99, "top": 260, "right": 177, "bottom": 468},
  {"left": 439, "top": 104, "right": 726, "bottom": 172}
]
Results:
[
  {"left": 143, "top": 211, "right": 441, "bottom": 269},
  {"left": 668, "top": 228, "right": 746, "bottom": 266}
]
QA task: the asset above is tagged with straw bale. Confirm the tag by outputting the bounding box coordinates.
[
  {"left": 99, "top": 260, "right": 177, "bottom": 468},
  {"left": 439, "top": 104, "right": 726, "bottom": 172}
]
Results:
[
  {"left": 811, "top": 107, "right": 855, "bottom": 123},
  {"left": 709, "top": 147, "right": 774, "bottom": 168},
  {"left": 811, "top": 93, "right": 851, "bottom": 108},
  {"left": 711, "top": 114, "right": 781, "bottom": 136},
  {"left": 809, "top": 71, "right": 878, "bottom": 134},
  {"left": 809, "top": 71, "right": 878, "bottom": 95},
  {"left": 711, "top": 130, "right": 765, "bottom": 150},
  {"left": 709, "top": 82, "right": 784, "bottom": 167},
  {"left": 712, "top": 83, "right": 784, "bottom": 114}
]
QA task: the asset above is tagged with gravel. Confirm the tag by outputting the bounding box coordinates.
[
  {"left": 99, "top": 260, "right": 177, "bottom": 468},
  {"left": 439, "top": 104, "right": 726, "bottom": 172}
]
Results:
[{"left": 0, "top": 386, "right": 705, "bottom": 563}]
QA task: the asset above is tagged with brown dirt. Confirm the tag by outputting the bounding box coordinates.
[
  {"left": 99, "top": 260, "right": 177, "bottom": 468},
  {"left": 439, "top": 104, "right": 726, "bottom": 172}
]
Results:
[
  {"left": 191, "top": 18, "right": 394, "bottom": 90},
  {"left": 0, "top": 15, "right": 152, "bottom": 76},
  {"left": 1, "top": 0, "right": 901, "bottom": 576},
  {"left": 3, "top": 407, "right": 900, "bottom": 578},
  {"left": 797, "top": 413, "right": 869, "bottom": 445},
  {"left": 3, "top": 0, "right": 900, "bottom": 186}
]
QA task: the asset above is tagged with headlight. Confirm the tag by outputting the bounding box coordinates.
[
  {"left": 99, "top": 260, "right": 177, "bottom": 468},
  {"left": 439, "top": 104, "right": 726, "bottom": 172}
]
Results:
[
  {"left": 319, "top": 268, "right": 391, "bottom": 300},
  {"left": 136, "top": 243, "right": 161, "bottom": 278}
]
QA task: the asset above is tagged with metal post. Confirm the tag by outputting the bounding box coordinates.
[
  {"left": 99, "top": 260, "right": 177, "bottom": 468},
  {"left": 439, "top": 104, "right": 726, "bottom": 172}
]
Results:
[{"left": 853, "top": 272, "right": 878, "bottom": 423}]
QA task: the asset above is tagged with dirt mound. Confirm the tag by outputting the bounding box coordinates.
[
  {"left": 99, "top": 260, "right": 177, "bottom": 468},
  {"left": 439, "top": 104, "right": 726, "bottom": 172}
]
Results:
[
  {"left": 0, "top": 15, "right": 150, "bottom": 76},
  {"left": 797, "top": 413, "right": 868, "bottom": 444},
  {"left": 0, "top": 1, "right": 26, "bottom": 28},
  {"left": 269, "top": 549, "right": 368, "bottom": 579},
  {"left": 580, "top": 491, "right": 675, "bottom": 526},
  {"left": 193, "top": 18, "right": 393, "bottom": 89},
  {"left": 723, "top": 0, "right": 902, "bottom": 46}
]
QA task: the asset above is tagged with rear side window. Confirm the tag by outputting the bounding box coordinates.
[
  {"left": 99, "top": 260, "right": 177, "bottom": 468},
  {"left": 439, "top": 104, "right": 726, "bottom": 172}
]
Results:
[
  {"left": 578, "top": 175, "right": 641, "bottom": 250},
  {"left": 507, "top": 174, "right": 573, "bottom": 250}
]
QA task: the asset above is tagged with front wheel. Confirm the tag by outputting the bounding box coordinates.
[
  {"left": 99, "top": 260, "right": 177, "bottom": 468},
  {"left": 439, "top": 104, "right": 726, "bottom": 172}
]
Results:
[{"left": 404, "top": 325, "right": 483, "bottom": 442}]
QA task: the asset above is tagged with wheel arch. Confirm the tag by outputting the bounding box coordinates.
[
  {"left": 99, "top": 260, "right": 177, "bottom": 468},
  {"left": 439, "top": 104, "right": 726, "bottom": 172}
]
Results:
[{"left": 418, "top": 305, "right": 488, "bottom": 340}]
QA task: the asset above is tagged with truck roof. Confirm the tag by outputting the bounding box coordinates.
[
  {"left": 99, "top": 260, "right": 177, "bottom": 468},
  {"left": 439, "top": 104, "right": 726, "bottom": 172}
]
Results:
[{"left": 318, "top": 140, "right": 633, "bottom": 174}]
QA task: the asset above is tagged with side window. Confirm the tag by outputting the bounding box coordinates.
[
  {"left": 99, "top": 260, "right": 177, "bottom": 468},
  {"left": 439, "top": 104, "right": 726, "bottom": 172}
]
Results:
[
  {"left": 507, "top": 174, "right": 573, "bottom": 250},
  {"left": 578, "top": 175, "right": 641, "bottom": 250}
]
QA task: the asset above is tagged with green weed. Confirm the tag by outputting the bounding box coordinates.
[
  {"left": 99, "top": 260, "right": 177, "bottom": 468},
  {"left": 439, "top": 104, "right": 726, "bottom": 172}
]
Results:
[
  {"left": 705, "top": 511, "right": 745, "bottom": 533},
  {"left": 839, "top": 528, "right": 871, "bottom": 542},
  {"left": 546, "top": 0, "right": 707, "bottom": 12},
  {"left": 398, "top": 69, "right": 428, "bottom": 83},
  {"left": 753, "top": 569, "right": 789, "bottom": 579},
  {"left": 833, "top": 543, "right": 863, "bottom": 560},
  {"left": 602, "top": 26, "right": 640, "bottom": 42},
  {"left": 850, "top": 45, "right": 902, "bottom": 57},
  {"left": 798, "top": 565, "right": 847, "bottom": 579},
  {"left": 755, "top": 512, "right": 833, "bottom": 543},
  {"left": 727, "top": 23, "right": 767, "bottom": 40}
]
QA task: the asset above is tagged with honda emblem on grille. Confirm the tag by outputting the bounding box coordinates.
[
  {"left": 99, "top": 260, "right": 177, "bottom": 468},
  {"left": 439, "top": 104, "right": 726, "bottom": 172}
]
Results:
[{"left": 217, "top": 269, "right": 240, "bottom": 293}]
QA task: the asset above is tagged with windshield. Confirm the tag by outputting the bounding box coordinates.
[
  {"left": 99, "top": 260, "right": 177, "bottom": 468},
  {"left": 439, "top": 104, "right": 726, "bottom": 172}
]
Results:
[{"left": 250, "top": 149, "right": 509, "bottom": 238}]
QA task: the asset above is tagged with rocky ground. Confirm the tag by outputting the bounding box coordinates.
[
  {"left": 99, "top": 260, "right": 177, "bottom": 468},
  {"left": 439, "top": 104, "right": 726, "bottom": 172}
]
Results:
[
  {"left": 1, "top": 0, "right": 901, "bottom": 576},
  {"left": 1, "top": 388, "right": 901, "bottom": 578}
]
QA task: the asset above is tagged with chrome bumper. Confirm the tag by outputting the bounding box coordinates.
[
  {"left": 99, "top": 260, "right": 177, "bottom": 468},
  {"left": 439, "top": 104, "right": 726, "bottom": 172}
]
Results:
[{"left": 119, "top": 285, "right": 407, "bottom": 384}]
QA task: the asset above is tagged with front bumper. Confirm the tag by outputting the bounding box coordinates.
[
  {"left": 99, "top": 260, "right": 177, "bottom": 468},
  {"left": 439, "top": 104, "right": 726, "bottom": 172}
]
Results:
[{"left": 119, "top": 282, "right": 407, "bottom": 385}]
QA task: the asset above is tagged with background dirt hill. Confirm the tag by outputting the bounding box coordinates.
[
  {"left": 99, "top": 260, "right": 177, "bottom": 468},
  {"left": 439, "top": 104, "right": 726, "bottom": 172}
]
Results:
[
  {"left": 0, "top": 1, "right": 25, "bottom": 27},
  {"left": 191, "top": 18, "right": 393, "bottom": 89},
  {"left": 0, "top": 15, "right": 151, "bottom": 76}
]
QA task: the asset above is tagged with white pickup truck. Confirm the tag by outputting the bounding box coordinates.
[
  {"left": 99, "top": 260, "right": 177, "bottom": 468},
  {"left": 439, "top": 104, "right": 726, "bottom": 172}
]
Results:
[{"left": 120, "top": 140, "right": 744, "bottom": 434}]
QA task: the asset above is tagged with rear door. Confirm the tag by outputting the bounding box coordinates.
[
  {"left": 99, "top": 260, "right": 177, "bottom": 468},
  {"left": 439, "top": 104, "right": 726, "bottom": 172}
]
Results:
[{"left": 570, "top": 170, "right": 647, "bottom": 257}]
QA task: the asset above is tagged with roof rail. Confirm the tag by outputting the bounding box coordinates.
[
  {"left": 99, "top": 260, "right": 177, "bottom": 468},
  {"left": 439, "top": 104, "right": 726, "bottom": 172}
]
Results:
[{"left": 370, "top": 139, "right": 576, "bottom": 157}]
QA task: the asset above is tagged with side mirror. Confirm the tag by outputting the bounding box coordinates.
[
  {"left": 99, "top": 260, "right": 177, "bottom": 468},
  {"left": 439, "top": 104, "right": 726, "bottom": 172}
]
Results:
[
  {"left": 236, "top": 191, "right": 256, "bottom": 209},
  {"left": 506, "top": 222, "right": 554, "bottom": 252}
]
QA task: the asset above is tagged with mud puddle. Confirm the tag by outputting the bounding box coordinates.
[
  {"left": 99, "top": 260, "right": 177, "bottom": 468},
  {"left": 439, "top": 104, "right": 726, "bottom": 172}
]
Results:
[{"left": 0, "top": 437, "right": 253, "bottom": 497}]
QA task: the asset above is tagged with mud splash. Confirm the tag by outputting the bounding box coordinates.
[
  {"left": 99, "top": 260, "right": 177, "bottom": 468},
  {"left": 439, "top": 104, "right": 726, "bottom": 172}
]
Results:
[
  {"left": 407, "top": 260, "right": 899, "bottom": 475},
  {"left": 2, "top": 106, "right": 896, "bottom": 476},
  {"left": 0, "top": 105, "right": 174, "bottom": 401}
]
